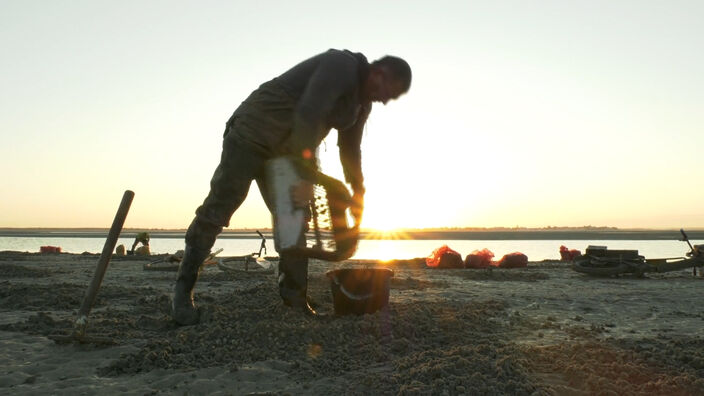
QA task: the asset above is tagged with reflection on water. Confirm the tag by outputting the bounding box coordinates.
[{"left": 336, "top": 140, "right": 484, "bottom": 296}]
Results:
[{"left": 0, "top": 237, "right": 695, "bottom": 261}]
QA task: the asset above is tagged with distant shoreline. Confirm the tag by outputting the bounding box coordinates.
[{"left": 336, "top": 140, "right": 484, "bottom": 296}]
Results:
[{"left": 1, "top": 228, "right": 702, "bottom": 241}]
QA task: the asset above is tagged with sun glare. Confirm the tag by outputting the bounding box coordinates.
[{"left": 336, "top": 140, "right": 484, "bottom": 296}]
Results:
[
  {"left": 365, "top": 226, "right": 412, "bottom": 241},
  {"left": 364, "top": 214, "right": 408, "bottom": 237},
  {"left": 355, "top": 239, "right": 414, "bottom": 261},
  {"left": 367, "top": 228, "right": 400, "bottom": 238},
  {"left": 369, "top": 220, "right": 400, "bottom": 233}
]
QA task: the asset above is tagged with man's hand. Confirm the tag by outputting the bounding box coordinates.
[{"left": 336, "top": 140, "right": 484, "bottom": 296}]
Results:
[
  {"left": 290, "top": 180, "right": 314, "bottom": 208},
  {"left": 351, "top": 190, "right": 364, "bottom": 227}
]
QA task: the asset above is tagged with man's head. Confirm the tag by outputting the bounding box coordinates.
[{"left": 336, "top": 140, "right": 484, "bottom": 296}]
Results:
[{"left": 363, "top": 55, "right": 412, "bottom": 105}]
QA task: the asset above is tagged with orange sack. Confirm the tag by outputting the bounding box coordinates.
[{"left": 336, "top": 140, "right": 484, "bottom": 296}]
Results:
[
  {"left": 426, "top": 245, "right": 464, "bottom": 269},
  {"left": 40, "top": 246, "right": 62, "bottom": 253},
  {"left": 495, "top": 252, "right": 528, "bottom": 268},
  {"left": 464, "top": 248, "right": 495, "bottom": 268},
  {"left": 559, "top": 245, "right": 581, "bottom": 261}
]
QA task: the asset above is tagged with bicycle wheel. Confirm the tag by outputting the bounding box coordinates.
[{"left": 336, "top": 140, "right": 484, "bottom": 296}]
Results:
[{"left": 572, "top": 257, "right": 631, "bottom": 276}]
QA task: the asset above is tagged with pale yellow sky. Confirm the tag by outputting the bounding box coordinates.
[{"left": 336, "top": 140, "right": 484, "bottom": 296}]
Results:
[{"left": 1, "top": 1, "right": 703, "bottom": 230}]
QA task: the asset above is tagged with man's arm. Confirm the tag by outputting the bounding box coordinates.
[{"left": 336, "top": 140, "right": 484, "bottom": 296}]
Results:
[
  {"left": 338, "top": 103, "right": 371, "bottom": 194},
  {"left": 338, "top": 103, "right": 371, "bottom": 226},
  {"left": 288, "top": 53, "right": 358, "bottom": 173}
]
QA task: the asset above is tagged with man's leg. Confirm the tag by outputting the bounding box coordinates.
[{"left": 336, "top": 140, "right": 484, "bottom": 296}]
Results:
[
  {"left": 256, "top": 178, "right": 318, "bottom": 315},
  {"left": 172, "top": 219, "right": 221, "bottom": 325},
  {"left": 173, "top": 137, "right": 267, "bottom": 325},
  {"left": 277, "top": 251, "right": 312, "bottom": 309}
]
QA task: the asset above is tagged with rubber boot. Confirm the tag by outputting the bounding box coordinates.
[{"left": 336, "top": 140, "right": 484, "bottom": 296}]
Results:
[
  {"left": 278, "top": 253, "right": 322, "bottom": 317},
  {"left": 172, "top": 245, "right": 210, "bottom": 325}
]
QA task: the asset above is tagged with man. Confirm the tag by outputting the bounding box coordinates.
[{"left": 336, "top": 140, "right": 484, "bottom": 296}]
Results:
[
  {"left": 130, "top": 231, "right": 150, "bottom": 255},
  {"left": 172, "top": 49, "right": 411, "bottom": 325}
]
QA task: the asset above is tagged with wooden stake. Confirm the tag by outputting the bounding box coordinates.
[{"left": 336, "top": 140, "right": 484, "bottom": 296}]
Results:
[{"left": 74, "top": 190, "right": 134, "bottom": 338}]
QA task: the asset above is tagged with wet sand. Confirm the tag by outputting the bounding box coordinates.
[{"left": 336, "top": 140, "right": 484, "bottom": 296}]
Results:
[{"left": 1, "top": 251, "right": 703, "bottom": 395}]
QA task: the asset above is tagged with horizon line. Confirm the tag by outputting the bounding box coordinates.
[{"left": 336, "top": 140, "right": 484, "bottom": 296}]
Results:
[{"left": 1, "top": 226, "right": 702, "bottom": 232}]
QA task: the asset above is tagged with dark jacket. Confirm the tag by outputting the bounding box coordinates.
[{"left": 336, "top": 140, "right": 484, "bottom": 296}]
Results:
[{"left": 227, "top": 49, "right": 369, "bottom": 191}]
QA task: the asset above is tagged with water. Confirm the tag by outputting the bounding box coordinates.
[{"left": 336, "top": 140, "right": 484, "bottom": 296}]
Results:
[{"left": 0, "top": 236, "right": 695, "bottom": 261}]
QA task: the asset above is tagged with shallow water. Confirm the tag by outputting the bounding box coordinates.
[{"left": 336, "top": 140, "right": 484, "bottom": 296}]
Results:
[{"left": 0, "top": 236, "right": 696, "bottom": 261}]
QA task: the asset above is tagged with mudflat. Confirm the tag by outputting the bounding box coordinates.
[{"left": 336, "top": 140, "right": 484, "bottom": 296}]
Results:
[{"left": 1, "top": 251, "right": 703, "bottom": 394}]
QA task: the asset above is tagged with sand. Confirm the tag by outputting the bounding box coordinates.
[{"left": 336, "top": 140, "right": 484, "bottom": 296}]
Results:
[{"left": 1, "top": 251, "right": 703, "bottom": 395}]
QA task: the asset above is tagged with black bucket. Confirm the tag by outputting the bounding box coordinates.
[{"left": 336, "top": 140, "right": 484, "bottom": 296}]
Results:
[{"left": 326, "top": 268, "right": 394, "bottom": 315}]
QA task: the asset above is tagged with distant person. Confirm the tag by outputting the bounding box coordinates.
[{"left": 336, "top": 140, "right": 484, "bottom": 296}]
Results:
[
  {"left": 172, "top": 49, "right": 411, "bottom": 325},
  {"left": 130, "top": 232, "right": 150, "bottom": 255}
]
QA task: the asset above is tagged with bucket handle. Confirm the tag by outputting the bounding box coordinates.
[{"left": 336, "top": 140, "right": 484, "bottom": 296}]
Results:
[{"left": 330, "top": 274, "right": 373, "bottom": 301}]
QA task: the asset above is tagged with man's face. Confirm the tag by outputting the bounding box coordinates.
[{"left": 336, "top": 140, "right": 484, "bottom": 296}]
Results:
[{"left": 369, "top": 68, "right": 406, "bottom": 105}]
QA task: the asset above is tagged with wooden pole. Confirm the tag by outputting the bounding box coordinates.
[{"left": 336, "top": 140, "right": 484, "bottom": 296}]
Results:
[{"left": 75, "top": 190, "right": 134, "bottom": 336}]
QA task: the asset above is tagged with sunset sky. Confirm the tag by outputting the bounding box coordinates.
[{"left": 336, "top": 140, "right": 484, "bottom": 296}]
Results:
[{"left": 1, "top": 1, "right": 703, "bottom": 230}]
